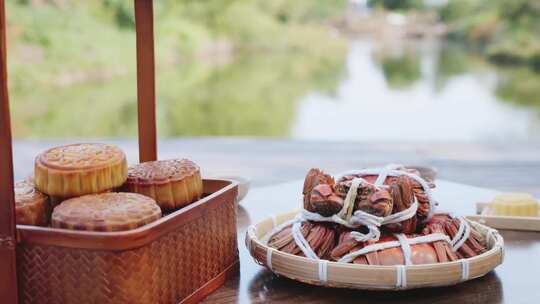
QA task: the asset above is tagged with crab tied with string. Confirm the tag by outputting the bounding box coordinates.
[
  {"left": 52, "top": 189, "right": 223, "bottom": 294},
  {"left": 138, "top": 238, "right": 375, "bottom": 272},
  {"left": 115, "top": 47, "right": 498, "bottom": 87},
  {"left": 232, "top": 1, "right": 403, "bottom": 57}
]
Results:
[{"left": 267, "top": 165, "right": 487, "bottom": 264}]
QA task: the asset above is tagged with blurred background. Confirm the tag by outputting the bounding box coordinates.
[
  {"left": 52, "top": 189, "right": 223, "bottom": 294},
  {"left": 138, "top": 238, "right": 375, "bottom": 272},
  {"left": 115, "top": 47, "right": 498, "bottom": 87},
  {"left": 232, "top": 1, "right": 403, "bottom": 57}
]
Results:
[{"left": 6, "top": 0, "right": 540, "bottom": 193}]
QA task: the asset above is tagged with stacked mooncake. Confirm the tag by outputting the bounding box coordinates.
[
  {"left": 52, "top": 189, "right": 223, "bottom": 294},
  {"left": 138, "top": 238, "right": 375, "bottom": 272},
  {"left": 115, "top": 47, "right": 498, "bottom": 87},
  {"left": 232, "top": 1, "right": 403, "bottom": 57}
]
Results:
[
  {"left": 123, "top": 159, "right": 203, "bottom": 211},
  {"left": 34, "top": 143, "right": 128, "bottom": 198},
  {"left": 14, "top": 178, "right": 49, "bottom": 226},
  {"left": 14, "top": 143, "right": 203, "bottom": 231}
]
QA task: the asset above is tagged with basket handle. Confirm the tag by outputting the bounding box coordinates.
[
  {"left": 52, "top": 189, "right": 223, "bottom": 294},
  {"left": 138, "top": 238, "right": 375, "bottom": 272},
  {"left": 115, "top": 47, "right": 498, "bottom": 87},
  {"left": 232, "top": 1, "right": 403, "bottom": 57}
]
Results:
[
  {"left": 0, "top": 1, "right": 18, "bottom": 302},
  {"left": 0, "top": 1, "right": 158, "bottom": 302},
  {"left": 135, "top": 0, "right": 157, "bottom": 163}
]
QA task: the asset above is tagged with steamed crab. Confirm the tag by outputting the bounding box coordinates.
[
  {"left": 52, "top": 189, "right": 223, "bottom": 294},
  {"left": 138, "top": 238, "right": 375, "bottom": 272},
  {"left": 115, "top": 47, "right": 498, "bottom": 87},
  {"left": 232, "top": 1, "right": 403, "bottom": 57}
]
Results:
[
  {"left": 303, "top": 167, "right": 434, "bottom": 233},
  {"left": 330, "top": 213, "right": 487, "bottom": 265},
  {"left": 267, "top": 168, "right": 488, "bottom": 265}
]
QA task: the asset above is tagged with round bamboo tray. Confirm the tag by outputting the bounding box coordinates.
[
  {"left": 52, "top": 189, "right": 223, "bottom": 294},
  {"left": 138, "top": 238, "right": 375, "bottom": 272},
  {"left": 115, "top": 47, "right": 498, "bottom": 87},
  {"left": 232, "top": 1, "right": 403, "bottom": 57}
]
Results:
[{"left": 245, "top": 210, "right": 504, "bottom": 290}]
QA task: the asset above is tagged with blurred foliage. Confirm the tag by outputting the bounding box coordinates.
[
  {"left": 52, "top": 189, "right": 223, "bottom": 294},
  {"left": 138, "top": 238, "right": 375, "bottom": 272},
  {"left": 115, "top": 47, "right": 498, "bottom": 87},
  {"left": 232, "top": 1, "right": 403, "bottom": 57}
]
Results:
[
  {"left": 375, "top": 51, "right": 421, "bottom": 89},
  {"left": 368, "top": 0, "right": 423, "bottom": 11},
  {"left": 6, "top": 0, "right": 346, "bottom": 138},
  {"left": 371, "top": 0, "right": 540, "bottom": 68},
  {"left": 435, "top": 45, "right": 468, "bottom": 81},
  {"left": 373, "top": 0, "right": 540, "bottom": 112},
  {"left": 496, "top": 67, "right": 540, "bottom": 110},
  {"left": 438, "top": 0, "right": 540, "bottom": 68},
  {"left": 433, "top": 43, "right": 490, "bottom": 91},
  {"left": 437, "top": 45, "right": 540, "bottom": 114}
]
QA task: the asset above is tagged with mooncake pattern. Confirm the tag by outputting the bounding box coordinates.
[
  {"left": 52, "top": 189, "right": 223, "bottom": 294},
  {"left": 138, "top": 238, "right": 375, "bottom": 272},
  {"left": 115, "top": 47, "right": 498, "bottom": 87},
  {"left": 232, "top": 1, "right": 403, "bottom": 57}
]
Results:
[
  {"left": 34, "top": 143, "right": 127, "bottom": 197},
  {"left": 123, "top": 159, "right": 203, "bottom": 211},
  {"left": 52, "top": 192, "right": 162, "bottom": 231}
]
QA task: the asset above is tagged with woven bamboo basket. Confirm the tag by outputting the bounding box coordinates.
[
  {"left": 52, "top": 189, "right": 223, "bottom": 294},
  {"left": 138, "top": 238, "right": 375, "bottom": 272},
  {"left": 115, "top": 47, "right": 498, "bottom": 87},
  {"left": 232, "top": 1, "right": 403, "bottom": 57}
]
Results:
[
  {"left": 0, "top": 2, "right": 239, "bottom": 303},
  {"left": 246, "top": 210, "right": 504, "bottom": 290}
]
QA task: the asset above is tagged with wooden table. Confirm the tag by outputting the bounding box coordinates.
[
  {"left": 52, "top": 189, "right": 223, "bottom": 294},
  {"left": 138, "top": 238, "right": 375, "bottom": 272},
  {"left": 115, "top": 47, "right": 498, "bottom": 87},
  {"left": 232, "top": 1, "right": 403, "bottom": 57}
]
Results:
[{"left": 203, "top": 179, "right": 540, "bottom": 303}]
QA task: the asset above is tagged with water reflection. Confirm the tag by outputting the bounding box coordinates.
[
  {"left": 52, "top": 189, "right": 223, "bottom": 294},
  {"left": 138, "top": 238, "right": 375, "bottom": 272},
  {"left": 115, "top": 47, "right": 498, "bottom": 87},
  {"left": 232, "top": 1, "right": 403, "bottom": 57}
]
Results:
[
  {"left": 375, "top": 48, "right": 421, "bottom": 89},
  {"left": 159, "top": 53, "right": 344, "bottom": 137},
  {"left": 292, "top": 40, "right": 540, "bottom": 142},
  {"left": 496, "top": 66, "right": 540, "bottom": 110},
  {"left": 10, "top": 51, "right": 345, "bottom": 138},
  {"left": 10, "top": 38, "right": 540, "bottom": 142}
]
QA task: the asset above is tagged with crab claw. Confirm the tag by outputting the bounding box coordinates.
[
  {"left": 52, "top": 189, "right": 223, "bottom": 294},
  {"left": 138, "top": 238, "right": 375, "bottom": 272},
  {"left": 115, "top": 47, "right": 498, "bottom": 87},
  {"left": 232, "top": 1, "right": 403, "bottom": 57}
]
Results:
[
  {"left": 268, "top": 222, "right": 337, "bottom": 259},
  {"left": 303, "top": 168, "right": 334, "bottom": 195},
  {"left": 330, "top": 230, "right": 359, "bottom": 260},
  {"left": 303, "top": 168, "right": 342, "bottom": 216}
]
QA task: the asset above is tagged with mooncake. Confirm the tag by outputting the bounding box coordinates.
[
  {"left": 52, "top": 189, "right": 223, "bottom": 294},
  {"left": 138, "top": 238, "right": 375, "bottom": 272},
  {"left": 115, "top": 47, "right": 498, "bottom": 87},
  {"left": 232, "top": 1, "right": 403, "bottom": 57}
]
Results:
[
  {"left": 34, "top": 143, "right": 128, "bottom": 198},
  {"left": 491, "top": 193, "right": 538, "bottom": 217},
  {"left": 123, "top": 159, "right": 203, "bottom": 211},
  {"left": 15, "top": 178, "right": 49, "bottom": 226},
  {"left": 52, "top": 192, "right": 162, "bottom": 231},
  {"left": 48, "top": 188, "right": 113, "bottom": 210}
]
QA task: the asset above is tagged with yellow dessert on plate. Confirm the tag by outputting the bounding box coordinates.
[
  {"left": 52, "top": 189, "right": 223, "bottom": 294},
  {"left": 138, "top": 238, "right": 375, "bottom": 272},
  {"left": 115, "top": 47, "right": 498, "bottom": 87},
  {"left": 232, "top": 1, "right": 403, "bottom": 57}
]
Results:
[
  {"left": 490, "top": 193, "right": 539, "bottom": 217},
  {"left": 34, "top": 143, "right": 128, "bottom": 198}
]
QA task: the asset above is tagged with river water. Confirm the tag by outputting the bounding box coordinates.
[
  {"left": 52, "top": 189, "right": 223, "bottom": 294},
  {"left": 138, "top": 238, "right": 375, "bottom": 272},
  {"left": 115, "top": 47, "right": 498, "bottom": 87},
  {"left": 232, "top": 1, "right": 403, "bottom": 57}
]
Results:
[
  {"left": 10, "top": 38, "right": 540, "bottom": 143},
  {"left": 292, "top": 40, "right": 540, "bottom": 142}
]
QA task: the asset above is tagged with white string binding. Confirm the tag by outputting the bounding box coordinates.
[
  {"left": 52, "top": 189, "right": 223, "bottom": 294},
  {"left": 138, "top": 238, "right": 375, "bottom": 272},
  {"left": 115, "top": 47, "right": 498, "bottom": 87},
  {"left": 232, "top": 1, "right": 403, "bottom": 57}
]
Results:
[
  {"left": 247, "top": 225, "right": 266, "bottom": 266},
  {"left": 450, "top": 216, "right": 466, "bottom": 246},
  {"left": 271, "top": 215, "right": 278, "bottom": 229},
  {"left": 381, "top": 199, "right": 418, "bottom": 225},
  {"left": 318, "top": 260, "right": 329, "bottom": 283},
  {"left": 338, "top": 233, "right": 450, "bottom": 263},
  {"left": 485, "top": 227, "right": 504, "bottom": 262},
  {"left": 262, "top": 217, "right": 298, "bottom": 243},
  {"left": 334, "top": 164, "right": 437, "bottom": 222},
  {"left": 265, "top": 213, "right": 466, "bottom": 267},
  {"left": 450, "top": 216, "right": 471, "bottom": 252},
  {"left": 266, "top": 247, "right": 275, "bottom": 271},
  {"left": 298, "top": 177, "right": 402, "bottom": 243},
  {"left": 396, "top": 265, "right": 407, "bottom": 289},
  {"left": 246, "top": 225, "right": 255, "bottom": 254},
  {"left": 395, "top": 233, "right": 413, "bottom": 265},
  {"left": 292, "top": 220, "right": 319, "bottom": 259},
  {"left": 486, "top": 227, "right": 497, "bottom": 248},
  {"left": 461, "top": 259, "right": 469, "bottom": 281},
  {"left": 373, "top": 165, "right": 391, "bottom": 186}
]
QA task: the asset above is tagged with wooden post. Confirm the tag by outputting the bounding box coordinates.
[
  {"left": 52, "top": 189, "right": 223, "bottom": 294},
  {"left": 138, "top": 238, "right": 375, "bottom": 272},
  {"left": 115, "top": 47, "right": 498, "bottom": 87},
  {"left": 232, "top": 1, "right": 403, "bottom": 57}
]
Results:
[
  {"left": 134, "top": 0, "right": 157, "bottom": 162},
  {"left": 0, "top": 2, "right": 159, "bottom": 302},
  {"left": 0, "top": 0, "right": 19, "bottom": 303}
]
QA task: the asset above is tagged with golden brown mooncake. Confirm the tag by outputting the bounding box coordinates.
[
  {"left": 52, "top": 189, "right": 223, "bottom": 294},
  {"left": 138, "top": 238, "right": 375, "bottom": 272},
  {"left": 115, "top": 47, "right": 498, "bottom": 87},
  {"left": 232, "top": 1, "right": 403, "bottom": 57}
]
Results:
[
  {"left": 123, "top": 159, "right": 203, "bottom": 211},
  {"left": 14, "top": 178, "right": 49, "bottom": 226},
  {"left": 34, "top": 143, "right": 128, "bottom": 198},
  {"left": 51, "top": 192, "right": 162, "bottom": 232},
  {"left": 48, "top": 187, "right": 114, "bottom": 210}
]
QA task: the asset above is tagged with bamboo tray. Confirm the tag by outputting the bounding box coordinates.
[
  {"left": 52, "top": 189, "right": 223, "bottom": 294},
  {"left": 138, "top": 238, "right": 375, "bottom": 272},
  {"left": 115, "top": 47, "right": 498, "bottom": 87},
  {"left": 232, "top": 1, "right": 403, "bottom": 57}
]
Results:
[
  {"left": 466, "top": 202, "right": 540, "bottom": 231},
  {"left": 246, "top": 210, "right": 504, "bottom": 290}
]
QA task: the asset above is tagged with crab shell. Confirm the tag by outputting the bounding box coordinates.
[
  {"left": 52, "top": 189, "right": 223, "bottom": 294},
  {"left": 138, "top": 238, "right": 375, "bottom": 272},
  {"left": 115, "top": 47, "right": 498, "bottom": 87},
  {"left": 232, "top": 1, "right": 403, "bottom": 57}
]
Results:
[
  {"left": 331, "top": 232, "right": 442, "bottom": 265},
  {"left": 267, "top": 222, "right": 337, "bottom": 259},
  {"left": 330, "top": 214, "right": 487, "bottom": 265}
]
